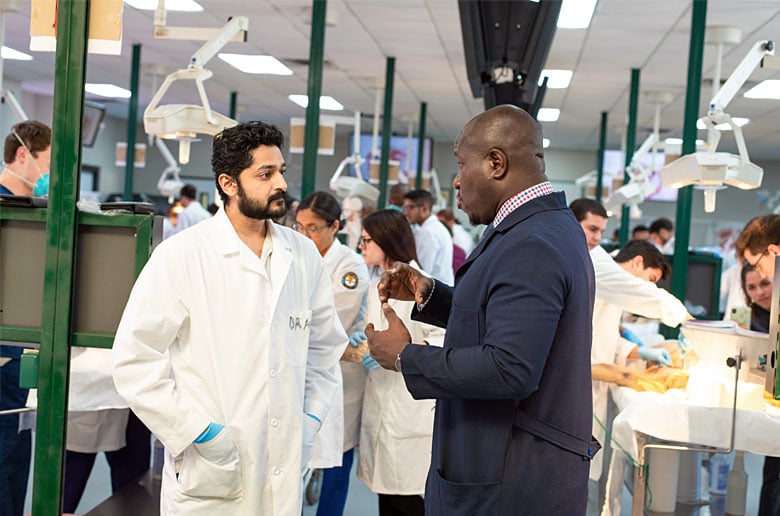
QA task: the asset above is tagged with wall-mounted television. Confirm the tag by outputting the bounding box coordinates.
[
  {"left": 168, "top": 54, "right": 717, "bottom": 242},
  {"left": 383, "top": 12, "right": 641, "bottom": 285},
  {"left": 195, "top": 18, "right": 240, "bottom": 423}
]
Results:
[
  {"left": 349, "top": 134, "right": 433, "bottom": 183},
  {"left": 82, "top": 101, "right": 106, "bottom": 148},
  {"left": 602, "top": 149, "right": 678, "bottom": 202}
]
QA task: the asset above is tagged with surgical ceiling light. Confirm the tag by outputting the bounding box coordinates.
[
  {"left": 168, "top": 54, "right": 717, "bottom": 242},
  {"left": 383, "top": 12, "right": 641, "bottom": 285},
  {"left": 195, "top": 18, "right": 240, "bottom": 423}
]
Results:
[
  {"left": 1, "top": 46, "right": 32, "bottom": 60},
  {"left": 696, "top": 117, "right": 749, "bottom": 130},
  {"left": 85, "top": 83, "right": 131, "bottom": 98},
  {"left": 539, "top": 69, "right": 573, "bottom": 89},
  {"left": 124, "top": 0, "right": 203, "bottom": 11},
  {"left": 543, "top": 138, "right": 550, "bottom": 148},
  {"left": 217, "top": 53, "right": 292, "bottom": 75},
  {"left": 144, "top": 13, "right": 248, "bottom": 165},
  {"left": 328, "top": 111, "right": 380, "bottom": 202},
  {"left": 537, "top": 108, "right": 560, "bottom": 122},
  {"left": 288, "top": 94, "right": 344, "bottom": 111},
  {"left": 660, "top": 40, "right": 775, "bottom": 213},
  {"left": 743, "top": 79, "right": 780, "bottom": 100},
  {"left": 557, "top": 0, "right": 597, "bottom": 29}
]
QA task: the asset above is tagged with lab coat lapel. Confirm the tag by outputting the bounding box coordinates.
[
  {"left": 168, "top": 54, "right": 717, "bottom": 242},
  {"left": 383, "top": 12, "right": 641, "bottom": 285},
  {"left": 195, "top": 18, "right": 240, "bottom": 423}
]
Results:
[{"left": 268, "top": 225, "right": 293, "bottom": 312}]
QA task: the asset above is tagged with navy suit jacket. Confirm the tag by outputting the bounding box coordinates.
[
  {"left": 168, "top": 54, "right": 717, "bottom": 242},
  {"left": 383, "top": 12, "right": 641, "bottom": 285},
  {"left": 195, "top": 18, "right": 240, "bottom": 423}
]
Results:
[{"left": 401, "top": 191, "right": 597, "bottom": 515}]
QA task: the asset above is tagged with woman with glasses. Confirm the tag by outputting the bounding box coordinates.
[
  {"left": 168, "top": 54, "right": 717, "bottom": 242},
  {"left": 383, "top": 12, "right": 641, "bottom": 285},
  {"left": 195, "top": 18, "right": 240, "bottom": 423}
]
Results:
[
  {"left": 355, "top": 209, "right": 445, "bottom": 516},
  {"left": 294, "top": 191, "right": 370, "bottom": 516}
]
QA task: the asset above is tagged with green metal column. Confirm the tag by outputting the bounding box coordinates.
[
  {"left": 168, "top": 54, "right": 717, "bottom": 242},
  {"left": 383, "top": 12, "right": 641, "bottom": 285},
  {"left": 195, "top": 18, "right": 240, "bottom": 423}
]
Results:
[
  {"left": 595, "top": 111, "right": 608, "bottom": 203},
  {"left": 415, "top": 102, "right": 427, "bottom": 190},
  {"left": 33, "top": 0, "right": 89, "bottom": 513},
  {"left": 377, "top": 56, "right": 395, "bottom": 209},
  {"left": 301, "top": 0, "right": 327, "bottom": 198},
  {"left": 230, "top": 91, "right": 238, "bottom": 120},
  {"left": 672, "top": 0, "right": 707, "bottom": 301},
  {"left": 620, "top": 69, "right": 640, "bottom": 247},
  {"left": 123, "top": 43, "right": 141, "bottom": 201}
]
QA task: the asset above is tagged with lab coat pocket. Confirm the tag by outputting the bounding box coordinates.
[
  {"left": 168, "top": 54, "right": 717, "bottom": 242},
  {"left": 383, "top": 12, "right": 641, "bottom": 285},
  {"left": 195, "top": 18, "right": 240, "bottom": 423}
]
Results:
[
  {"left": 287, "top": 310, "right": 312, "bottom": 366},
  {"left": 178, "top": 427, "right": 243, "bottom": 500},
  {"left": 431, "top": 468, "right": 501, "bottom": 515}
]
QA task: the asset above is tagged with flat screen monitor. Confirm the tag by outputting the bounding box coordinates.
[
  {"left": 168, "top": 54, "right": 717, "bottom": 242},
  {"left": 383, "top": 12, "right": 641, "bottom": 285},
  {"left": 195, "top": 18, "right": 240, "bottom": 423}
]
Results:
[
  {"left": 349, "top": 134, "right": 433, "bottom": 183},
  {"left": 82, "top": 101, "right": 106, "bottom": 148},
  {"left": 656, "top": 253, "right": 722, "bottom": 320}
]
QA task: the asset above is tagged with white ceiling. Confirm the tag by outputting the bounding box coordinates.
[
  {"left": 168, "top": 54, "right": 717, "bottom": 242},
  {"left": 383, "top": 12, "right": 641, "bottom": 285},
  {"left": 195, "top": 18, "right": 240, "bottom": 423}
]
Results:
[{"left": 1, "top": 0, "right": 779, "bottom": 160}]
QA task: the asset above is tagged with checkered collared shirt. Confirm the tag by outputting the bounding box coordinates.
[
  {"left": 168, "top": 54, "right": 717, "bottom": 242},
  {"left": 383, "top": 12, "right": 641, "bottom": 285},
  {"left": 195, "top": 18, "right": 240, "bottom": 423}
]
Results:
[{"left": 492, "top": 181, "right": 554, "bottom": 228}]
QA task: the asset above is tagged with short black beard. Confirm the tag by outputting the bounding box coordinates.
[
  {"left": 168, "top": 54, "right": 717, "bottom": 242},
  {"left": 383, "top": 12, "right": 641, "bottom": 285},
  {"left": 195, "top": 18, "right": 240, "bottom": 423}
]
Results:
[{"left": 236, "top": 180, "right": 287, "bottom": 220}]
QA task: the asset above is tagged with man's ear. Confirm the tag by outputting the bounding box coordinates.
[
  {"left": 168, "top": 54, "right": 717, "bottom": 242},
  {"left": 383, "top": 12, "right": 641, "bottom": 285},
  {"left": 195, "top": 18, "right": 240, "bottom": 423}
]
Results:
[
  {"left": 217, "top": 174, "right": 237, "bottom": 201},
  {"left": 487, "top": 148, "right": 508, "bottom": 179},
  {"left": 769, "top": 243, "right": 780, "bottom": 257}
]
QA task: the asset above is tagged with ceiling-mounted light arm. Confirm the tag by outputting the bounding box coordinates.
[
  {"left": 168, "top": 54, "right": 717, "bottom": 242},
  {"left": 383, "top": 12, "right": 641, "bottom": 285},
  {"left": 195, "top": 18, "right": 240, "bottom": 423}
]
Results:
[
  {"left": 188, "top": 16, "right": 249, "bottom": 70},
  {"left": 154, "top": 0, "right": 247, "bottom": 43},
  {"left": 709, "top": 40, "right": 774, "bottom": 114},
  {"left": 154, "top": 136, "right": 184, "bottom": 199},
  {"left": 1, "top": 89, "right": 29, "bottom": 121}
]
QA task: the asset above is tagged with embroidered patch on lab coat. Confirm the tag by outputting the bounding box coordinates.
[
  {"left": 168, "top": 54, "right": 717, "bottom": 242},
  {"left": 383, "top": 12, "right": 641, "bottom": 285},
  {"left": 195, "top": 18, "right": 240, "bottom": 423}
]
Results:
[{"left": 342, "top": 272, "right": 359, "bottom": 289}]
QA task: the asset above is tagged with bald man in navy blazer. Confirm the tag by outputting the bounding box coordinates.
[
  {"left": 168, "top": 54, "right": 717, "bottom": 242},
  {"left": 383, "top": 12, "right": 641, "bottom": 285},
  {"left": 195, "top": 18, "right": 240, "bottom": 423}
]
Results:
[{"left": 367, "top": 105, "right": 598, "bottom": 515}]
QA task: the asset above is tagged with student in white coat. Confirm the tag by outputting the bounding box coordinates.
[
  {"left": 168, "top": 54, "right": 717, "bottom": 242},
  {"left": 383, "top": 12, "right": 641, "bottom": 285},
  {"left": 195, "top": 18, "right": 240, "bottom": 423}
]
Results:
[
  {"left": 570, "top": 198, "right": 690, "bottom": 515},
  {"left": 356, "top": 209, "right": 445, "bottom": 516},
  {"left": 174, "top": 183, "right": 212, "bottom": 232},
  {"left": 402, "top": 189, "right": 454, "bottom": 285},
  {"left": 295, "top": 191, "right": 370, "bottom": 516},
  {"left": 112, "top": 121, "right": 347, "bottom": 516}
]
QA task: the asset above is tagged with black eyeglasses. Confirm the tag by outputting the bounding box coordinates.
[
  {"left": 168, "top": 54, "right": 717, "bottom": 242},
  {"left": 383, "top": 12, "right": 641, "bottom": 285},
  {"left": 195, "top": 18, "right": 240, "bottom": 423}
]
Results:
[
  {"left": 747, "top": 249, "right": 769, "bottom": 268},
  {"left": 358, "top": 236, "right": 374, "bottom": 247}
]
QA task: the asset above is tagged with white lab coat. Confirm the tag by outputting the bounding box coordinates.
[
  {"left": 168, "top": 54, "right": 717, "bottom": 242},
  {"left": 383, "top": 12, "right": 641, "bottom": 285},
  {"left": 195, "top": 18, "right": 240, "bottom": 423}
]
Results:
[
  {"left": 589, "top": 245, "right": 689, "bottom": 481},
  {"left": 358, "top": 262, "right": 445, "bottom": 495},
  {"left": 452, "top": 223, "right": 474, "bottom": 254},
  {"left": 414, "top": 214, "right": 454, "bottom": 285},
  {"left": 175, "top": 201, "right": 211, "bottom": 233},
  {"left": 309, "top": 240, "right": 370, "bottom": 468},
  {"left": 112, "top": 211, "right": 346, "bottom": 516}
]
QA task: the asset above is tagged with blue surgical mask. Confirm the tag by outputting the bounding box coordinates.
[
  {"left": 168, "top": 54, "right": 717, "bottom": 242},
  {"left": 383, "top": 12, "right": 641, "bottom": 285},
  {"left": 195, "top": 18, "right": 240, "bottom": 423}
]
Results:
[{"left": 33, "top": 173, "right": 49, "bottom": 197}]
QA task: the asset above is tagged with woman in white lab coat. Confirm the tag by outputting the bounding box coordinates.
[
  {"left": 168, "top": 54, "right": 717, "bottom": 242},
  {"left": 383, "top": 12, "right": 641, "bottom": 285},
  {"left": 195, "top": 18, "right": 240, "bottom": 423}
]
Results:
[
  {"left": 296, "top": 191, "right": 370, "bottom": 516},
  {"left": 356, "top": 209, "right": 445, "bottom": 516}
]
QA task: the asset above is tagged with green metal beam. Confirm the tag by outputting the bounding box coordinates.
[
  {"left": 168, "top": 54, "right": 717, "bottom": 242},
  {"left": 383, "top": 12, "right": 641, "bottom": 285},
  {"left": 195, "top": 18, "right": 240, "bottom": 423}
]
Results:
[
  {"left": 672, "top": 0, "right": 708, "bottom": 302},
  {"left": 123, "top": 44, "right": 141, "bottom": 201},
  {"left": 595, "top": 111, "right": 608, "bottom": 203},
  {"left": 377, "top": 56, "right": 396, "bottom": 208},
  {"left": 301, "top": 0, "right": 327, "bottom": 198},
  {"left": 620, "top": 68, "right": 640, "bottom": 247},
  {"left": 415, "top": 102, "right": 427, "bottom": 190},
  {"left": 32, "top": 0, "right": 89, "bottom": 513},
  {"left": 230, "top": 91, "right": 238, "bottom": 120}
]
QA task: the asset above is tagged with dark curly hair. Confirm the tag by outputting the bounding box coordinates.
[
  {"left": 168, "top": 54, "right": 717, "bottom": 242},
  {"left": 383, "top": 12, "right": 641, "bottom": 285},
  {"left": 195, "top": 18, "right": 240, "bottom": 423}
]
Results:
[{"left": 212, "top": 121, "right": 284, "bottom": 203}]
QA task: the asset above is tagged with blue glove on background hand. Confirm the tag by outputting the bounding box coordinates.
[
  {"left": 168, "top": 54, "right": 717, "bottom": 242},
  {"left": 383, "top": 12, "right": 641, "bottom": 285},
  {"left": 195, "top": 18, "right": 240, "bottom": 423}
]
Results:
[
  {"left": 194, "top": 422, "right": 224, "bottom": 443},
  {"left": 621, "top": 327, "right": 645, "bottom": 347},
  {"left": 349, "top": 330, "right": 367, "bottom": 348},
  {"left": 362, "top": 352, "right": 381, "bottom": 371},
  {"left": 638, "top": 347, "right": 672, "bottom": 366}
]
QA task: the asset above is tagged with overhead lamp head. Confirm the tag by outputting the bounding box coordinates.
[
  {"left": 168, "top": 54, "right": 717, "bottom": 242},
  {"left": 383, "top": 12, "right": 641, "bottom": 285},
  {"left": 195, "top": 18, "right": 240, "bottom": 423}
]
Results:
[
  {"left": 144, "top": 105, "right": 235, "bottom": 164},
  {"left": 331, "top": 176, "right": 379, "bottom": 202},
  {"left": 660, "top": 152, "right": 763, "bottom": 212}
]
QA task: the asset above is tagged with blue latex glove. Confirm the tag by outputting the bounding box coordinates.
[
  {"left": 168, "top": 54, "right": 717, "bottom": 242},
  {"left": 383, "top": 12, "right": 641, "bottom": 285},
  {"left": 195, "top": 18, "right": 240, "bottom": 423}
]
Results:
[
  {"left": 621, "top": 327, "right": 645, "bottom": 347},
  {"left": 193, "top": 422, "right": 224, "bottom": 443},
  {"left": 349, "top": 330, "right": 367, "bottom": 348},
  {"left": 362, "top": 352, "right": 381, "bottom": 371},
  {"left": 638, "top": 347, "right": 672, "bottom": 366}
]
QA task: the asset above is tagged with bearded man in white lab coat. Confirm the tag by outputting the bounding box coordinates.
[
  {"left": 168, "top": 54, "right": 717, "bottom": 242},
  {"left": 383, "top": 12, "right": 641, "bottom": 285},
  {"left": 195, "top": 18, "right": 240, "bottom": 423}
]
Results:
[
  {"left": 569, "top": 198, "right": 691, "bottom": 515},
  {"left": 112, "top": 121, "right": 347, "bottom": 516}
]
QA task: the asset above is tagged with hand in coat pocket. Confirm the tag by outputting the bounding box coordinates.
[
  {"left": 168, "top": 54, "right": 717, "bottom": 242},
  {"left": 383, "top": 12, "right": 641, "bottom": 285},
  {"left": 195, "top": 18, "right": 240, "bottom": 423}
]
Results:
[{"left": 178, "top": 426, "right": 243, "bottom": 500}]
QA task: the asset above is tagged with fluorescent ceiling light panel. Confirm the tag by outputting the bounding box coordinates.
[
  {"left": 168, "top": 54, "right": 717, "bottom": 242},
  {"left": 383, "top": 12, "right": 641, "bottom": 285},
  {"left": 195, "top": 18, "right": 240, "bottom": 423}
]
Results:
[
  {"left": 557, "top": 0, "right": 597, "bottom": 29},
  {"left": 288, "top": 95, "right": 344, "bottom": 111},
  {"left": 542, "top": 138, "right": 550, "bottom": 148},
  {"left": 124, "top": 0, "right": 203, "bottom": 11},
  {"left": 664, "top": 138, "right": 706, "bottom": 146},
  {"left": 85, "top": 83, "right": 131, "bottom": 99},
  {"left": 696, "top": 118, "right": 749, "bottom": 131},
  {"left": 1, "top": 46, "right": 33, "bottom": 61},
  {"left": 218, "top": 54, "right": 293, "bottom": 75},
  {"left": 537, "top": 108, "right": 560, "bottom": 122},
  {"left": 743, "top": 80, "right": 780, "bottom": 100},
  {"left": 539, "top": 69, "right": 572, "bottom": 89}
]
